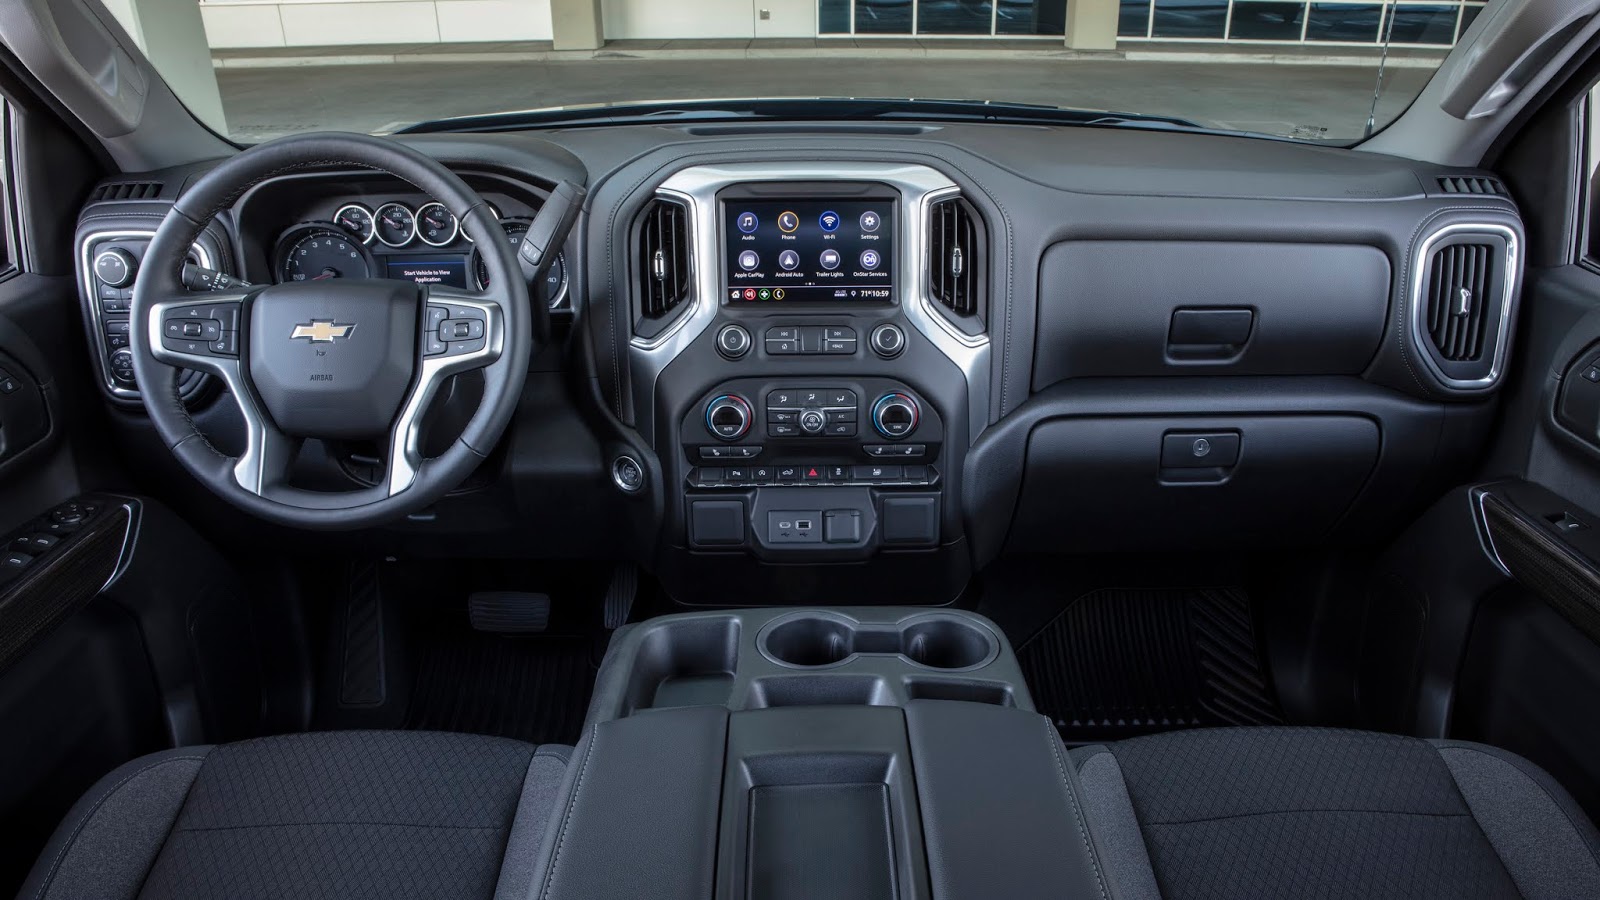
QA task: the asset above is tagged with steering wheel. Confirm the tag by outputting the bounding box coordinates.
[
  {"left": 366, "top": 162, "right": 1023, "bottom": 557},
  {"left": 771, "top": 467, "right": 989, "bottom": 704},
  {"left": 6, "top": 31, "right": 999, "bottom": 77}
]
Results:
[{"left": 130, "top": 133, "right": 532, "bottom": 530}]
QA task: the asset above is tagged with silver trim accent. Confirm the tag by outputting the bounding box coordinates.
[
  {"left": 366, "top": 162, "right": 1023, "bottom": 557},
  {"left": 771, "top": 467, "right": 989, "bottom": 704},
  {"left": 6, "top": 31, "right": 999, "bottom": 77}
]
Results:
[
  {"left": 78, "top": 230, "right": 215, "bottom": 400},
  {"left": 416, "top": 201, "right": 460, "bottom": 248},
  {"left": 374, "top": 201, "right": 417, "bottom": 248},
  {"left": 1408, "top": 222, "right": 1521, "bottom": 390},
  {"left": 332, "top": 203, "right": 376, "bottom": 245},
  {"left": 92, "top": 248, "right": 135, "bottom": 287},
  {"left": 386, "top": 287, "right": 505, "bottom": 495},
  {"left": 147, "top": 291, "right": 287, "bottom": 495},
  {"left": 1471, "top": 487, "right": 1513, "bottom": 578},
  {"left": 627, "top": 162, "right": 991, "bottom": 444}
]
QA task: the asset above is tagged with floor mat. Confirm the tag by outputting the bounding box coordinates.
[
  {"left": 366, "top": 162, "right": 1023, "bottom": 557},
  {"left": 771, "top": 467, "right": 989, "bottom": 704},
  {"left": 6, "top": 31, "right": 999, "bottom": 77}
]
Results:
[
  {"left": 403, "top": 630, "right": 595, "bottom": 746},
  {"left": 1017, "top": 587, "right": 1283, "bottom": 744}
]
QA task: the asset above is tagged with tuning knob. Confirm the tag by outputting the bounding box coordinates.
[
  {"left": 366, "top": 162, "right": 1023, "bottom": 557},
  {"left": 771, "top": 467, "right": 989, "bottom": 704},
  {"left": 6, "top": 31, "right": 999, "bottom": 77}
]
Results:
[
  {"left": 94, "top": 248, "right": 137, "bottom": 288},
  {"left": 871, "top": 392, "right": 920, "bottom": 440},
  {"left": 705, "top": 394, "right": 752, "bottom": 441},
  {"left": 871, "top": 323, "right": 905, "bottom": 359}
]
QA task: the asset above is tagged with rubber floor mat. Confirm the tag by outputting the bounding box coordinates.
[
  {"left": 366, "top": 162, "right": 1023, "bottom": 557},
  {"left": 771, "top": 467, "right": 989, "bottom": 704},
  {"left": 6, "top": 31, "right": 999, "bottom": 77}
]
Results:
[
  {"left": 403, "top": 631, "right": 594, "bottom": 746},
  {"left": 1017, "top": 587, "right": 1283, "bottom": 744}
]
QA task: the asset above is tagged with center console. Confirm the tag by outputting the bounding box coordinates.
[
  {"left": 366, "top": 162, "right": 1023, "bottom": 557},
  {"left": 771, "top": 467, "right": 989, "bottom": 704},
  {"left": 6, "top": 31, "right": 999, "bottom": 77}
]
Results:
[
  {"left": 529, "top": 608, "right": 1107, "bottom": 900},
  {"left": 631, "top": 164, "right": 992, "bottom": 602}
]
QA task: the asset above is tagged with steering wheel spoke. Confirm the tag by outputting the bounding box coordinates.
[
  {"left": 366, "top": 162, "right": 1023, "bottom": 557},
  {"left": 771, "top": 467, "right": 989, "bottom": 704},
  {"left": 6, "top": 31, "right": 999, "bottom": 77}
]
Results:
[
  {"left": 147, "top": 291, "right": 251, "bottom": 375},
  {"left": 384, "top": 284, "right": 507, "bottom": 496}
]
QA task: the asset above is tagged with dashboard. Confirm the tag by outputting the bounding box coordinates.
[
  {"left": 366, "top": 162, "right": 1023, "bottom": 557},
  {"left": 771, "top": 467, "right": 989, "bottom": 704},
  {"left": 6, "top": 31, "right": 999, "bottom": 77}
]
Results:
[{"left": 72, "top": 122, "right": 1526, "bottom": 603}]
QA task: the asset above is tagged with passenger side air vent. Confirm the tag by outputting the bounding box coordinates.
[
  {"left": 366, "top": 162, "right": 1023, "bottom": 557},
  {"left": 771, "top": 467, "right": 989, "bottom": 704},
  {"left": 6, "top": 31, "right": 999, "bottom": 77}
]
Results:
[
  {"left": 1425, "top": 243, "right": 1495, "bottom": 362},
  {"left": 1412, "top": 224, "right": 1519, "bottom": 390},
  {"left": 636, "top": 197, "right": 691, "bottom": 319},
  {"left": 89, "top": 180, "right": 163, "bottom": 202},
  {"left": 1437, "top": 176, "right": 1506, "bottom": 197},
  {"left": 928, "top": 196, "right": 984, "bottom": 322}
]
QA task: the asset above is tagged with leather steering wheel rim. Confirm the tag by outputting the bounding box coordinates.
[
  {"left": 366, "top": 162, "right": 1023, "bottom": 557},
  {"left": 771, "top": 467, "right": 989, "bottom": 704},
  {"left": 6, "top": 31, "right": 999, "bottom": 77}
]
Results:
[{"left": 130, "top": 132, "right": 531, "bottom": 530}]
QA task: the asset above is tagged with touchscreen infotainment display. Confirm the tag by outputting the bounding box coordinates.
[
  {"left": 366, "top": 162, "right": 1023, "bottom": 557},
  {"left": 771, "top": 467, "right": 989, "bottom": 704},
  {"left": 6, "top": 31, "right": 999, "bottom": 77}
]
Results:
[{"left": 724, "top": 200, "right": 894, "bottom": 303}]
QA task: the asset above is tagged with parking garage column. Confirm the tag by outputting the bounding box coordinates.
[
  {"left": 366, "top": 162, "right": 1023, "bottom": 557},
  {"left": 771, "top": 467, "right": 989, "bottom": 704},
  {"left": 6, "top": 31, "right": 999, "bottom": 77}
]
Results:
[
  {"left": 1064, "top": 0, "right": 1119, "bottom": 51},
  {"left": 551, "top": 0, "right": 605, "bottom": 51},
  {"left": 100, "top": 0, "right": 227, "bottom": 132}
]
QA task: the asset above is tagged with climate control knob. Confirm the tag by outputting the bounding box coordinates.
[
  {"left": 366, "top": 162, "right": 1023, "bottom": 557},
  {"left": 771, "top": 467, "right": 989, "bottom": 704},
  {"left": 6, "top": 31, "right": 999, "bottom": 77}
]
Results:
[
  {"left": 871, "top": 392, "right": 920, "bottom": 440},
  {"left": 705, "top": 394, "right": 753, "bottom": 441},
  {"left": 799, "top": 408, "right": 826, "bottom": 435}
]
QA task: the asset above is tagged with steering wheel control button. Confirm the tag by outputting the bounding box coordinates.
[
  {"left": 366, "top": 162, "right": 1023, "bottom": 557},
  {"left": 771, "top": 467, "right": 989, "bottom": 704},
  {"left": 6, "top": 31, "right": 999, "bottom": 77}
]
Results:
[
  {"left": 716, "top": 324, "right": 752, "bottom": 359},
  {"left": 611, "top": 456, "right": 646, "bottom": 494},
  {"left": 871, "top": 323, "right": 906, "bottom": 358},
  {"left": 872, "top": 392, "right": 921, "bottom": 440},
  {"left": 441, "top": 319, "right": 485, "bottom": 341},
  {"left": 93, "top": 248, "right": 136, "bottom": 287},
  {"left": 705, "top": 394, "right": 753, "bottom": 441}
]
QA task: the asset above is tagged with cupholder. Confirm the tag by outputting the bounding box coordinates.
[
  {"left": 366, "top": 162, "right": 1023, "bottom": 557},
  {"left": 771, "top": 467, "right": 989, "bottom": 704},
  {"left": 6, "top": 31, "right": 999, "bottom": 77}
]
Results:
[{"left": 759, "top": 613, "right": 999, "bottom": 671}]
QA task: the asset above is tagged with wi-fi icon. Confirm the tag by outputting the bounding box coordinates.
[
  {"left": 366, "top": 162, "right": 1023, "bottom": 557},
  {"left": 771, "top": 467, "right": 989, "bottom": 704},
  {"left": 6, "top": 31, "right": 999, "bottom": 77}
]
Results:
[{"left": 820, "top": 211, "right": 840, "bottom": 232}]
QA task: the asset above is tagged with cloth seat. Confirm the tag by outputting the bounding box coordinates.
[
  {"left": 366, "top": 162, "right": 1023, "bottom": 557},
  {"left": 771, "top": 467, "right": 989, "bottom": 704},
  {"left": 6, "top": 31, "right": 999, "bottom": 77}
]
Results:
[
  {"left": 17, "top": 731, "right": 572, "bottom": 900},
  {"left": 1071, "top": 726, "right": 1600, "bottom": 900}
]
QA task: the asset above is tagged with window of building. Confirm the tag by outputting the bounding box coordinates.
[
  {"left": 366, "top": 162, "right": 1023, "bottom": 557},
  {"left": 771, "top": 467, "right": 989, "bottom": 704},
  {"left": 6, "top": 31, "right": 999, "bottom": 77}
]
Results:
[
  {"left": 1119, "top": 0, "right": 1485, "bottom": 45},
  {"left": 820, "top": 0, "right": 1070, "bottom": 37}
]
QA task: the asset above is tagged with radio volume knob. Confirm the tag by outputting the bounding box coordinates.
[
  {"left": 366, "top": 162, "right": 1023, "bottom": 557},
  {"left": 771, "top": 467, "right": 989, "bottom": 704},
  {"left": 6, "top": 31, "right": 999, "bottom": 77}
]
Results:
[
  {"left": 716, "top": 324, "right": 751, "bottom": 359},
  {"left": 705, "top": 394, "right": 752, "bottom": 441},
  {"left": 799, "top": 408, "right": 826, "bottom": 435},
  {"left": 871, "top": 392, "right": 920, "bottom": 440}
]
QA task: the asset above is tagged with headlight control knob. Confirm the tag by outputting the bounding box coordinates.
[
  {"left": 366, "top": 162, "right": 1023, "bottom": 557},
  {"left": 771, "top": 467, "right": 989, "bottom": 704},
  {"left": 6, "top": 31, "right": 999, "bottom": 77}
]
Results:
[{"left": 705, "top": 394, "right": 752, "bottom": 441}]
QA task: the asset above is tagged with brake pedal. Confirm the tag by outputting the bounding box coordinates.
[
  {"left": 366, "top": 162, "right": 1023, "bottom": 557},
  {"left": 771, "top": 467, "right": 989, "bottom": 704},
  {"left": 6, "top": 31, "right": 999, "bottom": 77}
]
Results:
[{"left": 468, "top": 592, "right": 551, "bottom": 634}]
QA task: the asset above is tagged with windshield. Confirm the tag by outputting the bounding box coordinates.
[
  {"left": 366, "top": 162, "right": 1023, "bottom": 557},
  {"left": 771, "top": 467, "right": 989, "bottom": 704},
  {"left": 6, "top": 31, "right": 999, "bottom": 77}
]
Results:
[{"left": 127, "top": 0, "right": 1477, "bottom": 143}]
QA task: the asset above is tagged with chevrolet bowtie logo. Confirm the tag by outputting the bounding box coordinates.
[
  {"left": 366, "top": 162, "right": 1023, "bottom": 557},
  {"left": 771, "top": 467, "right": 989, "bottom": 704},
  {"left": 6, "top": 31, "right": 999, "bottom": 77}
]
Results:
[{"left": 290, "top": 320, "right": 355, "bottom": 343}]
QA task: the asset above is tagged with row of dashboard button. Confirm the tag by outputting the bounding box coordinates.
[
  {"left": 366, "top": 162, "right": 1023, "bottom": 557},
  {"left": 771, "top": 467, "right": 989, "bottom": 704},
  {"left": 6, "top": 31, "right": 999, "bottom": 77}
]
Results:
[
  {"left": 696, "top": 443, "right": 926, "bottom": 460},
  {"left": 691, "top": 464, "right": 932, "bottom": 487},
  {"left": 765, "top": 326, "right": 857, "bottom": 356}
]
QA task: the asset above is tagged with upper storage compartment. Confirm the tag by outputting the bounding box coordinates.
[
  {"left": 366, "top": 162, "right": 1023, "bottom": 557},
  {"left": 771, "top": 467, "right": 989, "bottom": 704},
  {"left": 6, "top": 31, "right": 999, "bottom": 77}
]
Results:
[{"left": 1032, "top": 241, "right": 1390, "bottom": 390}]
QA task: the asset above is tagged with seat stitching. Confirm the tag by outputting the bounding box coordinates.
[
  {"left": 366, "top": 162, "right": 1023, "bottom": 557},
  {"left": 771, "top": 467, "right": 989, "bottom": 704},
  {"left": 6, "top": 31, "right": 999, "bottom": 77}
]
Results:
[
  {"left": 1044, "top": 718, "right": 1109, "bottom": 900},
  {"left": 536, "top": 723, "right": 599, "bottom": 900},
  {"left": 31, "top": 755, "right": 208, "bottom": 900},
  {"left": 1142, "top": 808, "right": 1476, "bottom": 828},
  {"left": 1438, "top": 745, "right": 1600, "bottom": 873},
  {"left": 168, "top": 821, "right": 505, "bottom": 833}
]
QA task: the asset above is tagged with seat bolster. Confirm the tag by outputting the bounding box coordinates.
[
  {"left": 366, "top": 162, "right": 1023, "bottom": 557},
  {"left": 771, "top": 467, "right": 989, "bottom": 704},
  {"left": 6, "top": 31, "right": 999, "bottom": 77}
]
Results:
[
  {"left": 1070, "top": 746, "right": 1163, "bottom": 900},
  {"left": 17, "top": 746, "right": 214, "bottom": 900},
  {"left": 1431, "top": 739, "right": 1600, "bottom": 900},
  {"left": 493, "top": 745, "right": 575, "bottom": 900}
]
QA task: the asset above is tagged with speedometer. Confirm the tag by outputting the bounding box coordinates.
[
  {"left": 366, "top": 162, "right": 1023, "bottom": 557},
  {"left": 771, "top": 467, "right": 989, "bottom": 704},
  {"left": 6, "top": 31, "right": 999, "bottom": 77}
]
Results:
[{"left": 277, "top": 228, "right": 373, "bottom": 283}]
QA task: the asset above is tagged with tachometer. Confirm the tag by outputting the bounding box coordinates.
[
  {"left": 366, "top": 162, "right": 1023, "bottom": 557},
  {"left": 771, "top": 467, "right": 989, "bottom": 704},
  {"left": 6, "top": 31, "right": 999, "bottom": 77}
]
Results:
[
  {"left": 472, "top": 220, "right": 569, "bottom": 309},
  {"left": 375, "top": 202, "right": 416, "bottom": 247},
  {"left": 277, "top": 228, "right": 374, "bottom": 283},
  {"left": 332, "top": 203, "right": 375, "bottom": 244},
  {"left": 417, "top": 201, "right": 459, "bottom": 247}
]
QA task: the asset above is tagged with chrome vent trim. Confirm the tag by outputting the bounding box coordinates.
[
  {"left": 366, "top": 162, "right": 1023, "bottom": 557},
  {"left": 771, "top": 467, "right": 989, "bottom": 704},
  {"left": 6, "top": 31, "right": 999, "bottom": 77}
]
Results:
[
  {"left": 636, "top": 197, "right": 692, "bottom": 319},
  {"left": 928, "top": 195, "right": 983, "bottom": 320},
  {"left": 1407, "top": 222, "right": 1520, "bottom": 390}
]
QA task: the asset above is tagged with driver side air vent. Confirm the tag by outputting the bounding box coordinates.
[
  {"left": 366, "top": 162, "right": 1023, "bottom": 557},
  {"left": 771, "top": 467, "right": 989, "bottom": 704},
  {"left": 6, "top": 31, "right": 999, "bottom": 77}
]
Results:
[
  {"left": 1437, "top": 176, "right": 1506, "bottom": 197},
  {"left": 1425, "top": 242, "right": 1495, "bottom": 362},
  {"left": 89, "top": 180, "right": 163, "bottom": 202},
  {"left": 928, "top": 196, "right": 984, "bottom": 319},
  {"left": 637, "top": 197, "right": 691, "bottom": 318}
]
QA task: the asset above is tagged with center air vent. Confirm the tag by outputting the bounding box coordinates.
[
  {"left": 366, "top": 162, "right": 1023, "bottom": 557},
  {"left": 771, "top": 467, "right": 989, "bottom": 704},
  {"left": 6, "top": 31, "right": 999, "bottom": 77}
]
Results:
[
  {"left": 928, "top": 196, "right": 984, "bottom": 320},
  {"left": 1412, "top": 224, "right": 1519, "bottom": 390},
  {"left": 637, "top": 197, "right": 691, "bottom": 319}
]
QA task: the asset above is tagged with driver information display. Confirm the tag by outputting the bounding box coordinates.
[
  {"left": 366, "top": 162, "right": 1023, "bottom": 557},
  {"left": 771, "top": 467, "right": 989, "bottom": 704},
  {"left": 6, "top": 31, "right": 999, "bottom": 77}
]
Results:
[{"left": 724, "top": 200, "right": 894, "bottom": 302}]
